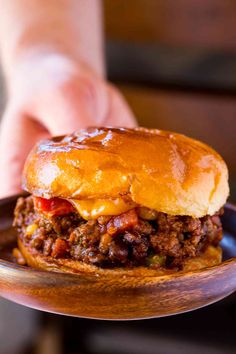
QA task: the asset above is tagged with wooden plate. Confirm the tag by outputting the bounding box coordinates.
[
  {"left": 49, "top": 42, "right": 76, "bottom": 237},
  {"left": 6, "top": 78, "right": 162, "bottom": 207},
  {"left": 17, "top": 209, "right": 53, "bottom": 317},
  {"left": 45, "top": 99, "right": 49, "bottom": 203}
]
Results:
[{"left": 0, "top": 195, "right": 235, "bottom": 320}]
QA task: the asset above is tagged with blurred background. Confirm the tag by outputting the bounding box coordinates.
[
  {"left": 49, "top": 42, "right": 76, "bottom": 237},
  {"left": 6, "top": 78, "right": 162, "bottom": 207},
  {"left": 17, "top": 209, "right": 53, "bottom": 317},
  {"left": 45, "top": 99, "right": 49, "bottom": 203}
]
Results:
[
  {"left": 0, "top": 0, "right": 236, "bottom": 353},
  {"left": 105, "top": 0, "right": 236, "bottom": 200}
]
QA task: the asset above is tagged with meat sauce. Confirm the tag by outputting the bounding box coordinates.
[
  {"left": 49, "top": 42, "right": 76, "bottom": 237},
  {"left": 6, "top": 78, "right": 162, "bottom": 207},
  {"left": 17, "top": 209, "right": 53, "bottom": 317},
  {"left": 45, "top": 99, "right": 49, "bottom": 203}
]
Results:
[{"left": 13, "top": 196, "right": 223, "bottom": 269}]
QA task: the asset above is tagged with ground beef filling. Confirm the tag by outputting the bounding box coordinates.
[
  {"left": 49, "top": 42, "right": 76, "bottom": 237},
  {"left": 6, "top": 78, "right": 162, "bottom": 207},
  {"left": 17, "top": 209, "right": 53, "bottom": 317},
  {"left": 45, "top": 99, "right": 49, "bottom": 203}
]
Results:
[{"left": 13, "top": 196, "right": 223, "bottom": 269}]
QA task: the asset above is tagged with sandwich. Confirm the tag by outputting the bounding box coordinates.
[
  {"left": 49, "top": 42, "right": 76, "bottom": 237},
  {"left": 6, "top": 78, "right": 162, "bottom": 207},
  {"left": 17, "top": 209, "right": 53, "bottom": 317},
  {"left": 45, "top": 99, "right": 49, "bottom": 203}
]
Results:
[{"left": 13, "top": 127, "right": 229, "bottom": 275}]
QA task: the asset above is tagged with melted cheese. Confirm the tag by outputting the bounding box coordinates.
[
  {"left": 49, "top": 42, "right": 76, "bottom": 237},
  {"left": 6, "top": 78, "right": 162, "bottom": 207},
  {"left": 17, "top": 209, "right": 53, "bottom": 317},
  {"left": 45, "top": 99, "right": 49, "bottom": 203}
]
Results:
[{"left": 70, "top": 198, "right": 136, "bottom": 220}]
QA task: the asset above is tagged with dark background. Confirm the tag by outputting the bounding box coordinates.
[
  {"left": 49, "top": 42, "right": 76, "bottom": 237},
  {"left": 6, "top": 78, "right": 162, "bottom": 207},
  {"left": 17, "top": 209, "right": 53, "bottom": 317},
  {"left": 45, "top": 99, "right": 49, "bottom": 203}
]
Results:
[{"left": 0, "top": 1, "right": 236, "bottom": 353}]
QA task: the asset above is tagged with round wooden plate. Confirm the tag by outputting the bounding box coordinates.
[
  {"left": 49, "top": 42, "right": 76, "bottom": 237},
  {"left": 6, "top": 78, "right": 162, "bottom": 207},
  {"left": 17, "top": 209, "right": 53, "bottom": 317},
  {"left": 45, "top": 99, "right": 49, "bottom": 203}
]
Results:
[{"left": 0, "top": 195, "right": 235, "bottom": 320}]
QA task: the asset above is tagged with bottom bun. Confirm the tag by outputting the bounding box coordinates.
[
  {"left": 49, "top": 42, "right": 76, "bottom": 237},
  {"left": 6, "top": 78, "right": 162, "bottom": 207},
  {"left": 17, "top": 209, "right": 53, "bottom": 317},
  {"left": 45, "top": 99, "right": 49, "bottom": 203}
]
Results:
[{"left": 18, "top": 238, "right": 222, "bottom": 277}]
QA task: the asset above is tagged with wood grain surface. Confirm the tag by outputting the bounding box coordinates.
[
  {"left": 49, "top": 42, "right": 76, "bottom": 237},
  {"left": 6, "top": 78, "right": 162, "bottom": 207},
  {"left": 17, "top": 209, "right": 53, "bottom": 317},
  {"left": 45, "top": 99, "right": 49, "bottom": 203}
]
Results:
[{"left": 0, "top": 196, "right": 235, "bottom": 320}]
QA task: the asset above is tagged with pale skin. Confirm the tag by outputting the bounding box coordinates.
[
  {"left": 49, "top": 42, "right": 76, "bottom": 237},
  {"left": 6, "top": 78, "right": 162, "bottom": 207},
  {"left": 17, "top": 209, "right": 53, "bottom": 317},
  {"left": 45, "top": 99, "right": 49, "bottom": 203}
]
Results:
[{"left": 0, "top": 0, "right": 136, "bottom": 198}]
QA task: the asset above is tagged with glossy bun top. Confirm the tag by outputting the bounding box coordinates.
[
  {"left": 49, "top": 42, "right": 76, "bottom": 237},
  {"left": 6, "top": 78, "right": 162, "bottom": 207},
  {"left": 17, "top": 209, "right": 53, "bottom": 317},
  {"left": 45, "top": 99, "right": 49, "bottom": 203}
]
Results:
[{"left": 22, "top": 127, "right": 229, "bottom": 217}]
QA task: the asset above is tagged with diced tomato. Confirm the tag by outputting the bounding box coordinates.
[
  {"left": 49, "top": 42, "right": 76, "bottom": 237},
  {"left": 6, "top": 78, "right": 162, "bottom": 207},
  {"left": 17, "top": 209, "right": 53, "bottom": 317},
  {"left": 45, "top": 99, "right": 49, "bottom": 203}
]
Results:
[
  {"left": 51, "top": 239, "right": 69, "bottom": 258},
  {"left": 107, "top": 209, "right": 138, "bottom": 236},
  {"left": 34, "top": 197, "right": 75, "bottom": 216}
]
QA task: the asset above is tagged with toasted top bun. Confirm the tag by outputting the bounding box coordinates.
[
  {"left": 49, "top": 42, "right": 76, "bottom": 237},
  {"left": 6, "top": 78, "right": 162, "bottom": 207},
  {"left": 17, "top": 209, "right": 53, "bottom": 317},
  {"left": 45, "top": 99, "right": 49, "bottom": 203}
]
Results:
[{"left": 22, "top": 127, "right": 229, "bottom": 218}]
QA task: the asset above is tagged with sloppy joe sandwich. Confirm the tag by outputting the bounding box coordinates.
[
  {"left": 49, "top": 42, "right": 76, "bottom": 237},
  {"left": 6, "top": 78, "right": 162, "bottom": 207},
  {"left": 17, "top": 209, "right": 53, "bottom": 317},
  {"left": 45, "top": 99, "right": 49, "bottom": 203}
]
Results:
[{"left": 13, "top": 127, "right": 229, "bottom": 275}]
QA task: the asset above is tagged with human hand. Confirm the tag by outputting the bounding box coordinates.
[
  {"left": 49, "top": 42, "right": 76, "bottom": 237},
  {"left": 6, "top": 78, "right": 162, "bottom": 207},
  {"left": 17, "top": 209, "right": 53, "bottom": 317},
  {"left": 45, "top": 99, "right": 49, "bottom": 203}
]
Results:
[{"left": 0, "top": 52, "right": 136, "bottom": 198}]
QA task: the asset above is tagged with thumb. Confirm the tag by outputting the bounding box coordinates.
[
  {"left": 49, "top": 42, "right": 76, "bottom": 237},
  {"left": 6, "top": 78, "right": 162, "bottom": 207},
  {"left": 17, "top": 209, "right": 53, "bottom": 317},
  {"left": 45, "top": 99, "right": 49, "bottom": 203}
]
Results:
[
  {"left": 37, "top": 78, "right": 108, "bottom": 135},
  {"left": 105, "top": 85, "right": 137, "bottom": 128},
  {"left": 0, "top": 107, "right": 49, "bottom": 198}
]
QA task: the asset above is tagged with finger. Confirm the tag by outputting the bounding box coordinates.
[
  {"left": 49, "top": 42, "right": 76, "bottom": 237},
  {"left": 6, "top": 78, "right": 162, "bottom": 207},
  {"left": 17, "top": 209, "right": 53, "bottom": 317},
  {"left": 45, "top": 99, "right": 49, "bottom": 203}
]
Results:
[
  {"left": 0, "top": 108, "right": 49, "bottom": 198},
  {"left": 104, "top": 85, "right": 137, "bottom": 128},
  {"left": 36, "top": 78, "right": 108, "bottom": 135}
]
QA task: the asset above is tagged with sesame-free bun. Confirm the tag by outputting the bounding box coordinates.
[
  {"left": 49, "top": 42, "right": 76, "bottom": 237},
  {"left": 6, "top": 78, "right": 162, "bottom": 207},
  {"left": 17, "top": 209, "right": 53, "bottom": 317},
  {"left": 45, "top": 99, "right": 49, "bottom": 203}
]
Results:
[
  {"left": 18, "top": 238, "right": 222, "bottom": 276},
  {"left": 22, "top": 127, "right": 229, "bottom": 218}
]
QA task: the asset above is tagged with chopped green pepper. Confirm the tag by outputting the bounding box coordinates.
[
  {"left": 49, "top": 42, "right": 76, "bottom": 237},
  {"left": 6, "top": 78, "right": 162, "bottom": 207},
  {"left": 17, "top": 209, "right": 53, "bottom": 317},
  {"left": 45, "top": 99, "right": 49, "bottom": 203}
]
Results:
[{"left": 146, "top": 254, "right": 166, "bottom": 267}]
